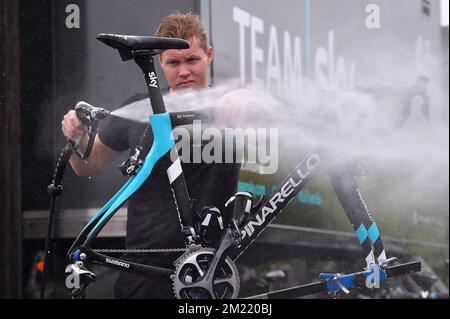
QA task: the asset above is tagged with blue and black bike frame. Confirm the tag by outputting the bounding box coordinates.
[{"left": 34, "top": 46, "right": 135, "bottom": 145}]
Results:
[
  {"left": 65, "top": 34, "right": 421, "bottom": 298},
  {"left": 67, "top": 52, "right": 203, "bottom": 276}
]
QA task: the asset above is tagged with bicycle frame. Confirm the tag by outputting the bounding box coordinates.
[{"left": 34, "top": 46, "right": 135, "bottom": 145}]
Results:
[
  {"left": 68, "top": 54, "right": 198, "bottom": 277},
  {"left": 65, "top": 34, "right": 419, "bottom": 298}
]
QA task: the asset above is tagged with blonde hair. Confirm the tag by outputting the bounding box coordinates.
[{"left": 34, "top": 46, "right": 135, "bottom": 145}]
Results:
[{"left": 154, "top": 12, "right": 208, "bottom": 52}]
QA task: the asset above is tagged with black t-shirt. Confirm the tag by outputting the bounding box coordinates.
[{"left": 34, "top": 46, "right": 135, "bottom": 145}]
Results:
[{"left": 98, "top": 94, "right": 241, "bottom": 268}]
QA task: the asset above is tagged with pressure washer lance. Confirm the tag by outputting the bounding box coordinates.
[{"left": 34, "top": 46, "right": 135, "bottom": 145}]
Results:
[{"left": 40, "top": 101, "right": 109, "bottom": 299}]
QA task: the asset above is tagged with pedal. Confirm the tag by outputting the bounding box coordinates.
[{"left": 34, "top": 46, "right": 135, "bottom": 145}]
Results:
[
  {"left": 225, "top": 192, "right": 253, "bottom": 226},
  {"left": 197, "top": 207, "right": 224, "bottom": 247}
]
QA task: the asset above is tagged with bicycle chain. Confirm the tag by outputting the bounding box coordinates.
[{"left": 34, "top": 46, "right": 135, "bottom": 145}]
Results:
[{"left": 93, "top": 248, "right": 187, "bottom": 254}]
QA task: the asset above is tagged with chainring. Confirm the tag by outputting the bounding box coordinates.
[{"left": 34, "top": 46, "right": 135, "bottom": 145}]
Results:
[{"left": 172, "top": 247, "right": 240, "bottom": 299}]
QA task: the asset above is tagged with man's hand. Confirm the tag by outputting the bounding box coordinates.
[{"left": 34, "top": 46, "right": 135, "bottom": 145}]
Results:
[
  {"left": 61, "top": 110, "right": 89, "bottom": 147},
  {"left": 61, "top": 109, "right": 122, "bottom": 176}
]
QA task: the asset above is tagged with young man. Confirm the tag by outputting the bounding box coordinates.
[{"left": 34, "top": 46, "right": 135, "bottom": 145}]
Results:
[{"left": 61, "top": 12, "right": 242, "bottom": 298}]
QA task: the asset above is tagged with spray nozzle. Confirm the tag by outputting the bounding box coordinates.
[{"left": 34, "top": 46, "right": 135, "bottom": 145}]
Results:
[{"left": 75, "top": 101, "right": 110, "bottom": 123}]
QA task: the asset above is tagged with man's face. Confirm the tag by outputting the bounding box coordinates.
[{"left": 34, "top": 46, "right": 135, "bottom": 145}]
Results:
[{"left": 159, "top": 36, "right": 212, "bottom": 91}]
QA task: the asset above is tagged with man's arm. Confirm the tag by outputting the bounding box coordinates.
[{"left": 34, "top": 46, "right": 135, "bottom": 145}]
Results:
[{"left": 69, "top": 134, "right": 122, "bottom": 176}]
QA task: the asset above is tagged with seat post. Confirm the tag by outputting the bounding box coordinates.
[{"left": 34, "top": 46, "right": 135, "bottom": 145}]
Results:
[{"left": 134, "top": 55, "right": 167, "bottom": 114}]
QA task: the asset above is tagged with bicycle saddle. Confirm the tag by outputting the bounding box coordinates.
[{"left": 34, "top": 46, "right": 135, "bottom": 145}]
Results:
[{"left": 96, "top": 33, "right": 190, "bottom": 61}]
